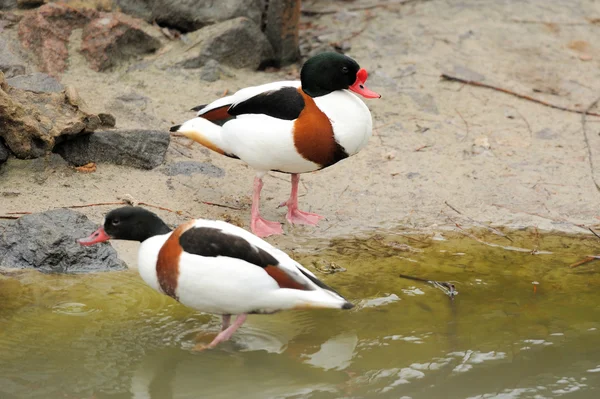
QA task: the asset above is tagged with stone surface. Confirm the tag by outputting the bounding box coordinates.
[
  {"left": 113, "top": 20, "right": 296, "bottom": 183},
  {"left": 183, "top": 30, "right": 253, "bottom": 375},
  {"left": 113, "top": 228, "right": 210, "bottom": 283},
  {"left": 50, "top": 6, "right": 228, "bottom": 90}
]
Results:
[
  {"left": 0, "top": 0, "right": 16, "bottom": 10},
  {"left": 18, "top": 3, "right": 97, "bottom": 77},
  {"left": 0, "top": 37, "right": 27, "bottom": 78},
  {"left": 116, "top": 0, "right": 263, "bottom": 33},
  {"left": 160, "top": 161, "right": 225, "bottom": 177},
  {"left": 17, "top": 0, "right": 45, "bottom": 8},
  {"left": 0, "top": 140, "right": 9, "bottom": 164},
  {"left": 80, "top": 12, "right": 161, "bottom": 71},
  {"left": 0, "top": 208, "right": 126, "bottom": 273},
  {"left": 6, "top": 72, "right": 64, "bottom": 92},
  {"left": 54, "top": 129, "right": 170, "bottom": 169},
  {"left": 174, "top": 17, "right": 274, "bottom": 69},
  {"left": 0, "top": 71, "right": 109, "bottom": 158},
  {"left": 18, "top": 4, "right": 160, "bottom": 76},
  {"left": 264, "top": 0, "right": 300, "bottom": 66},
  {"left": 200, "top": 59, "right": 221, "bottom": 82}
]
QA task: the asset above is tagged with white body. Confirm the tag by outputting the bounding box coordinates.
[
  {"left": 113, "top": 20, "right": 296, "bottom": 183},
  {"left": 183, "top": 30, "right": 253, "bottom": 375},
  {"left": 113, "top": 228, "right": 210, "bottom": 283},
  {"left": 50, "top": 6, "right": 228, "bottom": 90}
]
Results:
[
  {"left": 178, "top": 81, "right": 374, "bottom": 174},
  {"left": 137, "top": 219, "right": 349, "bottom": 314}
]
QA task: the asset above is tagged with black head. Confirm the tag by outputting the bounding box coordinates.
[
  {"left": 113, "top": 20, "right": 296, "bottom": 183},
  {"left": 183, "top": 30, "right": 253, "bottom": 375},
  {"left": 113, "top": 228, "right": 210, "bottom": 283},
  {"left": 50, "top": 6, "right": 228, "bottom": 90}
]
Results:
[
  {"left": 78, "top": 206, "right": 172, "bottom": 246},
  {"left": 300, "top": 52, "right": 360, "bottom": 97},
  {"left": 300, "top": 52, "right": 380, "bottom": 99}
]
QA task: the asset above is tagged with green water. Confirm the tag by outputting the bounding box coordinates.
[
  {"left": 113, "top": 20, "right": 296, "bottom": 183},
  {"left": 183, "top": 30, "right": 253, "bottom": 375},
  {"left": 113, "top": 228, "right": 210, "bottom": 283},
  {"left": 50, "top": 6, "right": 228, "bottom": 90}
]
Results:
[{"left": 1, "top": 230, "right": 600, "bottom": 399}]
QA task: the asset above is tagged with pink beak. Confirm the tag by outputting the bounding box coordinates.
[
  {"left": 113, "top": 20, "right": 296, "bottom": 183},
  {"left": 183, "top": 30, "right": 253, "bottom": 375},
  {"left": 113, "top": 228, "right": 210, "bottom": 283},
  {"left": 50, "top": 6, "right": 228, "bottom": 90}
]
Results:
[
  {"left": 78, "top": 226, "right": 111, "bottom": 246},
  {"left": 349, "top": 68, "right": 381, "bottom": 99}
]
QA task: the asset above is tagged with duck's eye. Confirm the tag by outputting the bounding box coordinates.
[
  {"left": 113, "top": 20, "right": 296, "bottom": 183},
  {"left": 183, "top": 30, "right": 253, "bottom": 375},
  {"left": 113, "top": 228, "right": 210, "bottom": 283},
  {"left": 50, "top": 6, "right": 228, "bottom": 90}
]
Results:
[
  {"left": 342, "top": 66, "right": 349, "bottom": 74},
  {"left": 111, "top": 219, "right": 120, "bottom": 226}
]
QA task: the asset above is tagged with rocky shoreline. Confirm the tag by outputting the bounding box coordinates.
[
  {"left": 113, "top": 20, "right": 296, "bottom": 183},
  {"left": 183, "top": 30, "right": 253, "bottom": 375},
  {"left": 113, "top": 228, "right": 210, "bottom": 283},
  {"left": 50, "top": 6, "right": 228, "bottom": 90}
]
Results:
[{"left": 2, "top": 0, "right": 600, "bottom": 274}]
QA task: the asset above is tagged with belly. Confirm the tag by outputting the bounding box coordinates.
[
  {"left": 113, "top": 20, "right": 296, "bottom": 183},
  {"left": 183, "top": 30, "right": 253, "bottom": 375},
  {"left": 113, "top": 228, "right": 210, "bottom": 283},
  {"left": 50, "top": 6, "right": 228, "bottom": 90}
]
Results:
[{"left": 174, "top": 254, "right": 281, "bottom": 315}]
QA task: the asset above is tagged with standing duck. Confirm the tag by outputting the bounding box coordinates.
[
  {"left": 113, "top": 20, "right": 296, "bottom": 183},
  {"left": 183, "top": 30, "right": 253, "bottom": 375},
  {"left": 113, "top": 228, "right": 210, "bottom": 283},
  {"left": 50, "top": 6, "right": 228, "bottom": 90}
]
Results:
[
  {"left": 170, "top": 52, "right": 381, "bottom": 238},
  {"left": 78, "top": 206, "right": 353, "bottom": 350}
]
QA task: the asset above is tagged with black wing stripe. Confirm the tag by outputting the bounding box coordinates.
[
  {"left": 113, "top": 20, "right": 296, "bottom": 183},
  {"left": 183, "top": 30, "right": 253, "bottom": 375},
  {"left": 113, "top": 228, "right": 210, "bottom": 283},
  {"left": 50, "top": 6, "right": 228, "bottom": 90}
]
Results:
[
  {"left": 191, "top": 104, "right": 207, "bottom": 112},
  {"left": 229, "top": 87, "right": 305, "bottom": 120},
  {"left": 179, "top": 227, "right": 278, "bottom": 268},
  {"left": 297, "top": 268, "right": 343, "bottom": 297}
]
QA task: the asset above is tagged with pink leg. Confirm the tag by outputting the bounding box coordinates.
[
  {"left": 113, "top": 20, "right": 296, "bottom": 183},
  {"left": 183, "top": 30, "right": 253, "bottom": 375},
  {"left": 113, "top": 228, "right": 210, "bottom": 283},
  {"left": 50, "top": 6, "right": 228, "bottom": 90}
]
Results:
[
  {"left": 193, "top": 314, "right": 248, "bottom": 351},
  {"left": 250, "top": 176, "right": 283, "bottom": 237},
  {"left": 278, "top": 174, "right": 324, "bottom": 226}
]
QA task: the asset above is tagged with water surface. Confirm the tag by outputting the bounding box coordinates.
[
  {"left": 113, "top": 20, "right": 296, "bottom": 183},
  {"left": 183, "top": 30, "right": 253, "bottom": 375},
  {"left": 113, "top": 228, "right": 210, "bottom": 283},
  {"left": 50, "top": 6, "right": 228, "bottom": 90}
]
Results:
[{"left": 1, "top": 229, "right": 599, "bottom": 399}]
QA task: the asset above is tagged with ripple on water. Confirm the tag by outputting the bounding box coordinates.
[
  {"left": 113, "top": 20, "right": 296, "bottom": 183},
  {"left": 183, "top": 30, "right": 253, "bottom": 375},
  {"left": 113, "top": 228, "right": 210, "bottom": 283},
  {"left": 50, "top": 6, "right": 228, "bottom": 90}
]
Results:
[{"left": 51, "top": 302, "right": 101, "bottom": 316}]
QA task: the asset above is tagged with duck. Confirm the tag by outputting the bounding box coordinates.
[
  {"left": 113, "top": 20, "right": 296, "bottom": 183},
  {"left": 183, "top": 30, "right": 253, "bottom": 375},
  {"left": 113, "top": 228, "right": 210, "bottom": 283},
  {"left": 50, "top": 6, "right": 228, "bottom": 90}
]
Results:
[
  {"left": 78, "top": 206, "right": 353, "bottom": 350},
  {"left": 170, "top": 52, "right": 381, "bottom": 238}
]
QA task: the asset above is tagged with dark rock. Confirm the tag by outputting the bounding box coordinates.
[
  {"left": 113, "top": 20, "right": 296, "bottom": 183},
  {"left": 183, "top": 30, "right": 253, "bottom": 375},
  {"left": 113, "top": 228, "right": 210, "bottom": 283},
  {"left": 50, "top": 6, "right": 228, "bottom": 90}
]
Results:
[
  {"left": 114, "top": 0, "right": 152, "bottom": 21},
  {"left": 0, "top": 37, "right": 27, "bottom": 78},
  {"left": 80, "top": 12, "right": 161, "bottom": 71},
  {"left": 116, "top": 0, "right": 263, "bottom": 33},
  {"left": 28, "top": 153, "right": 72, "bottom": 183},
  {"left": 0, "top": 209, "right": 126, "bottom": 273},
  {"left": 54, "top": 129, "right": 170, "bottom": 169},
  {"left": 0, "top": 139, "right": 9, "bottom": 164},
  {"left": 0, "top": 0, "right": 17, "bottom": 10},
  {"left": 18, "top": 3, "right": 97, "bottom": 77},
  {"left": 0, "top": 72, "right": 109, "bottom": 159},
  {"left": 98, "top": 112, "right": 116, "bottom": 127},
  {"left": 263, "top": 0, "right": 300, "bottom": 66},
  {"left": 174, "top": 17, "right": 274, "bottom": 69},
  {"left": 6, "top": 72, "right": 64, "bottom": 92},
  {"left": 160, "top": 161, "right": 225, "bottom": 177},
  {"left": 17, "top": 0, "right": 44, "bottom": 9},
  {"left": 200, "top": 59, "right": 221, "bottom": 82}
]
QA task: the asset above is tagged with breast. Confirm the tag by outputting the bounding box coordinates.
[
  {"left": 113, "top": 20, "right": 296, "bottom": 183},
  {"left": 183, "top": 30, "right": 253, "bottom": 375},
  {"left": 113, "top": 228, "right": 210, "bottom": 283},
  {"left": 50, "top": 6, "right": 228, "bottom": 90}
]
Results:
[
  {"left": 137, "top": 234, "right": 171, "bottom": 294},
  {"left": 313, "top": 90, "right": 373, "bottom": 156}
]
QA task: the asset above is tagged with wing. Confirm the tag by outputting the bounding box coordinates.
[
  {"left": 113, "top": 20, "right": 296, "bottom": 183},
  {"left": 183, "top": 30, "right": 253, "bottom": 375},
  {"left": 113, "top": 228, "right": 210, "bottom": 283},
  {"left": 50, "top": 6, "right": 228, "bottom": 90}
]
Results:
[
  {"left": 192, "top": 80, "right": 302, "bottom": 122},
  {"left": 178, "top": 220, "right": 343, "bottom": 297},
  {"left": 178, "top": 224, "right": 311, "bottom": 290},
  {"left": 228, "top": 87, "right": 304, "bottom": 120}
]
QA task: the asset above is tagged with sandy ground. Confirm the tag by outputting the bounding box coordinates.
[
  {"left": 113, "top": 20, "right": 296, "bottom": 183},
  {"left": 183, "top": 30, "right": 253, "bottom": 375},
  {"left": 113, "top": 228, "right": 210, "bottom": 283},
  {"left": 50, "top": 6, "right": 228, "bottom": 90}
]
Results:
[{"left": 1, "top": 0, "right": 600, "bottom": 262}]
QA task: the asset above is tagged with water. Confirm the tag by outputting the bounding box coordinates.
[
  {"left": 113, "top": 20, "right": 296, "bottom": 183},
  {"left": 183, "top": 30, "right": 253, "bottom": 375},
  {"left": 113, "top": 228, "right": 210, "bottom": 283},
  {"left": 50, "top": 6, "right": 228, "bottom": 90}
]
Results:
[{"left": 1, "top": 229, "right": 599, "bottom": 399}]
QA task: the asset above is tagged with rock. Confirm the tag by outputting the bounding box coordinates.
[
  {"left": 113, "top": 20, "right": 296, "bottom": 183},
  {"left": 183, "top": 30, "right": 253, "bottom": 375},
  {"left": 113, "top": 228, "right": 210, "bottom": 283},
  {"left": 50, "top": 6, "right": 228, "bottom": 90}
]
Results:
[
  {"left": 114, "top": 0, "right": 152, "bottom": 21},
  {"left": 98, "top": 112, "right": 116, "bottom": 127},
  {"left": 116, "top": 0, "right": 263, "bottom": 33},
  {"left": 80, "top": 12, "right": 161, "bottom": 71},
  {"left": 54, "top": 129, "right": 170, "bottom": 169},
  {"left": 0, "top": 140, "right": 9, "bottom": 164},
  {"left": 17, "top": 0, "right": 45, "bottom": 9},
  {"left": 263, "top": 0, "right": 300, "bottom": 66},
  {"left": 174, "top": 17, "right": 274, "bottom": 69},
  {"left": 0, "top": 37, "right": 27, "bottom": 78},
  {"left": 18, "top": 4, "right": 160, "bottom": 76},
  {"left": 200, "top": 59, "right": 221, "bottom": 82},
  {"left": 0, "top": 71, "right": 110, "bottom": 158},
  {"left": 0, "top": 0, "right": 17, "bottom": 10},
  {"left": 18, "top": 3, "right": 97, "bottom": 77},
  {"left": 0, "top": 209, "right": 126, "bottom": 273},
  {"left": 6, "top": 72, "right": 63, "bottom": 92},
  {"left": 160, "top": 161, "right": 225, "bottom": 177}
]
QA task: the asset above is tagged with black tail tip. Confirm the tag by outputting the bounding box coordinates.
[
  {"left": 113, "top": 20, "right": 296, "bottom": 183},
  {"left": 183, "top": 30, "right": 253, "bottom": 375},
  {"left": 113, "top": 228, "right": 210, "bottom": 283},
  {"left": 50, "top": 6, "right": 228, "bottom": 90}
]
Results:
[
  {"left": 342, "top": 301, "right": 354, "bottom": 310},
  {"left": 190, "top": 104, "right": 206, "bottom": 112},
  {"left": 169, "top": 124, "right": 181, "bottom": 132}
]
